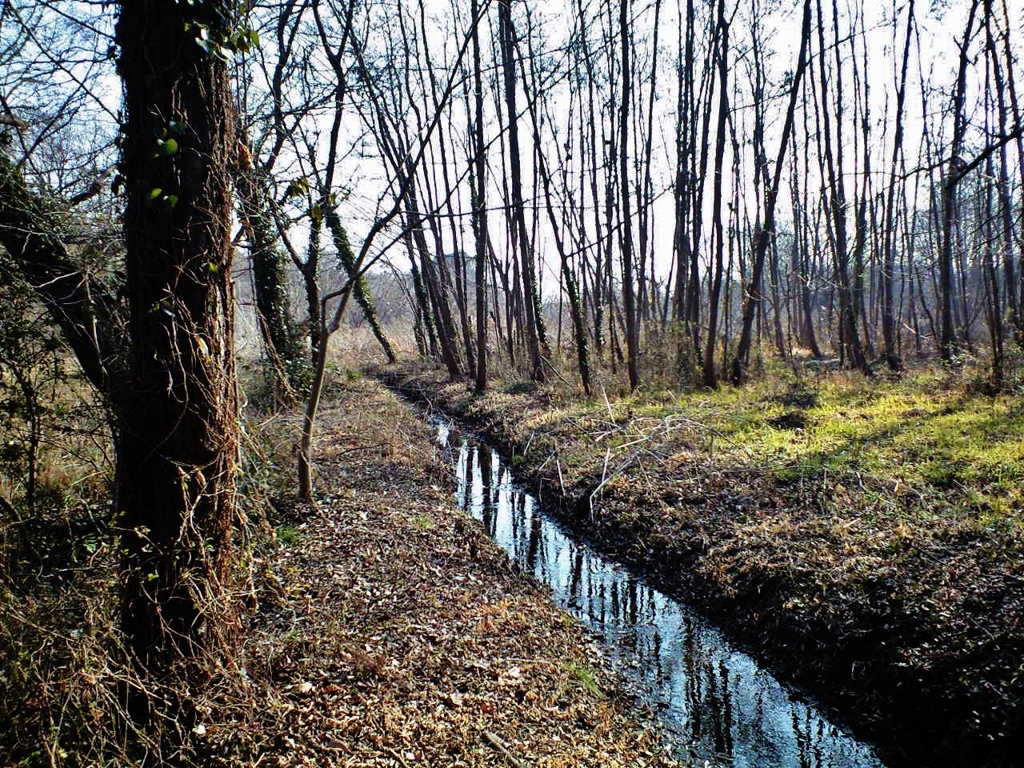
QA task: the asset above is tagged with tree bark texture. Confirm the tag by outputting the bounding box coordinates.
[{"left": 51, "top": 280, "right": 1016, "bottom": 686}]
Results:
[{"left": 115, "top": 0, "right": 239, "bottom": 675}]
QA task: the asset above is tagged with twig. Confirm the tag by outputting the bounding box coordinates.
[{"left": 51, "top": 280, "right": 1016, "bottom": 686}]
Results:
[
  {"left": 384, "top": 746, "right": 414, "bottom": 768},
  {"left": 328, "top": 443, "right": 386, "bottom": 457},
  {"left": 589, "top": 448, "right": 612, "bottom": 519},
  {"left": 601, "top": 386, "right": 616, "bottom": 424},
  {"left": 522, "top": 427, "right": 537, "bottom": 458},
  {"left": 482, "top": 730, "right": 528, "bottom": 768},
  {"left": 0, "top": 113, "right": 27, "bottom": 130},
  {"left": 541, "top": 356, "right": 572, "bottom": 388},
  {"left": 0, "top": 493, "right": 18, "bottom": 520},
  {"left": 633, "top": 751, "right": 666, "bottom": 768}
]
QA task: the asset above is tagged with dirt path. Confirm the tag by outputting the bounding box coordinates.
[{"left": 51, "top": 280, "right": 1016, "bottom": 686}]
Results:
[{"left": 236, "top": 378, "right": 679, "bottom": 767}]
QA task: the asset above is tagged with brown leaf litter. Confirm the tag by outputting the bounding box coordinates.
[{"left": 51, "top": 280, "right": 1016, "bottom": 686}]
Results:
[{"left": 229, "top": 378, "right": 679, "bottom": 767}]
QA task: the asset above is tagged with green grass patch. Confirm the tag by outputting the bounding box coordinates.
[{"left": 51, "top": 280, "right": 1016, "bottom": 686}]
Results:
[
  {"left": 625, "top": 375, "right": 1024, "bottom": 516},
  {"left": 276, "top": 524, "right": 301, "bottom": 546},
  {"left": 565, "top": 661, "right": 604, "bottom": 698},
  {"left": 519, "top": 370, "right": 1024, "bottom": 524},
  {"left": 409, "top": 513, "right": 435, "bottom": 530}
]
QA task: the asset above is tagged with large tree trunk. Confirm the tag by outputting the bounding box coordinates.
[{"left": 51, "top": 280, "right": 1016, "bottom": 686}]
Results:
[{"left": 115, "top": 0, "right": 238, "bottom": 682}]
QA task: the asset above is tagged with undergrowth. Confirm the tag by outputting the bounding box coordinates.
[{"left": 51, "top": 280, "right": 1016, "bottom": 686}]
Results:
[
  {"left": 407, "top": 343, "right": 1024, "bottom": 529},
  {"left": 0, "top": 382, "right": 287, "bottom": 766}
]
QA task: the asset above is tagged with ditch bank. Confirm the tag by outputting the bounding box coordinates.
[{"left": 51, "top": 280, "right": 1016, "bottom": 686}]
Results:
[{"left": 374, "top": 362, "right": 1024, "bottom": 768}]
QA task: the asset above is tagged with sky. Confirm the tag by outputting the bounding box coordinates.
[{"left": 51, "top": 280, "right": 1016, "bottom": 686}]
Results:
[{"left": 5, "top": 0, "right": 1022, "bottom": 293}]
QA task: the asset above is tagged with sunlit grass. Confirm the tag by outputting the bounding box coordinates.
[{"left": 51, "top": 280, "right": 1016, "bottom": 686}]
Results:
[
  {"left": 460, "top": 363, "right": 1024, "bottom": 525},
  {"left": 740, "top": 379, "right": 1024, "bottom": 514},
  {"left": 377, "top": 337, "right": 1024, "bottom": 532}
]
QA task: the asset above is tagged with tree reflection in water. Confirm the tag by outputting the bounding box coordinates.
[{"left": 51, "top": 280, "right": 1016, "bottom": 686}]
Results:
[{"left": 439, "top": 421, "right": 883, "bottom": 768}]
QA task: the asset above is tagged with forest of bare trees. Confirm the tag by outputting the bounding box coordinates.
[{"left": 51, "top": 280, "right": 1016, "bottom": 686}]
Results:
[
  {"left": 223, "top": 0, "right": 1023, "bottom": 394},
  {"left": 5, "top": 0, "right": 1022, "bottom": 402},
  {"left": 1, "top": 1, "right": 1023, "bottom": 763}
]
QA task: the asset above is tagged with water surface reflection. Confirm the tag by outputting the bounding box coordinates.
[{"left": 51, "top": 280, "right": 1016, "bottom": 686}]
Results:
[{"left": 438, "top": 421, "right": 884, "bottom": 768}]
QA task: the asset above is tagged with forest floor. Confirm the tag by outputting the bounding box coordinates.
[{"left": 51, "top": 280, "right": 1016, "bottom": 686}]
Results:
[
  {"left": 231, "top": 376, "right": 680, "bottom": 767},
  {"left": 1, "top": 375, "right": 681, "bottom": 767},
  {"left": 375, "top": 361, "right": 1024, "bottom": 768}
]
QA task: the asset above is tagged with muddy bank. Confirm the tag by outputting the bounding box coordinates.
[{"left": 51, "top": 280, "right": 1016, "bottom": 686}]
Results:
[{"left": 375, "top": 363, "right": 1024, "bottom": 768}]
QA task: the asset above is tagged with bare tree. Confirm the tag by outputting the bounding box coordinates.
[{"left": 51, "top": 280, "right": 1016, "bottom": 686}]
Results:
[
  {"left": 497, "top": 0, "right": 546, "bottom": 382},
  {"left": 702, "top": 0, "right": 731, "bottom": 389},
  {"left": 729, "top": 0, "right": 812, "bottom": 384},
  {"left": 938, "top": 0, "right": 981, "bottom": 362},
  {"left": 471, "top": 0, "right": 489, "bottom": 394}
]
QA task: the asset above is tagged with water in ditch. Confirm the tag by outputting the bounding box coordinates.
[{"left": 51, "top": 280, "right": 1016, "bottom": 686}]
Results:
[{"left": 436, "top": 419, "right": 885, "bottom": 768}]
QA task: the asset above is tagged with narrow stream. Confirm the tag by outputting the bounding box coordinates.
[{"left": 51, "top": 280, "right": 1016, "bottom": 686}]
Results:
[{"left": 435, "top": 419, "right": 886, "bottom": 768}]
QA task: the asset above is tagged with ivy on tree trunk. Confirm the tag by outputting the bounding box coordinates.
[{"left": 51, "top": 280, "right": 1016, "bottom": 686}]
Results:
[{"left": 115, "top": 0, "right": 239, "bottom": 686}]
